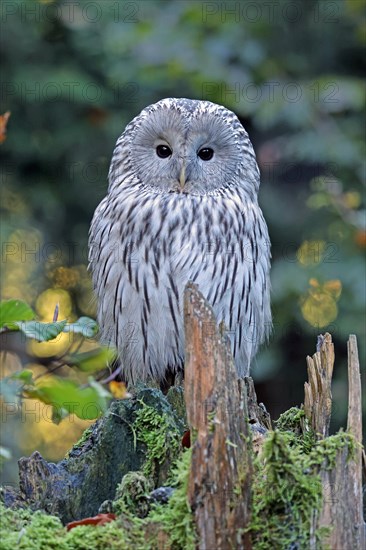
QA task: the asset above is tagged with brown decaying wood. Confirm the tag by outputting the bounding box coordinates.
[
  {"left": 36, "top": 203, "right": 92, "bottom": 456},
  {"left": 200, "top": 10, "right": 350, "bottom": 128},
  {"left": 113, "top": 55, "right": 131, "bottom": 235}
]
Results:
[
  {"left": 304, "top": 332, "right": 334, "bottom": 438},
  {"left": 304, "top": 333, "right": 365, "bottom": 549},
  {"left": 184, "top": 282, "right": 252, "bottom": 550}
]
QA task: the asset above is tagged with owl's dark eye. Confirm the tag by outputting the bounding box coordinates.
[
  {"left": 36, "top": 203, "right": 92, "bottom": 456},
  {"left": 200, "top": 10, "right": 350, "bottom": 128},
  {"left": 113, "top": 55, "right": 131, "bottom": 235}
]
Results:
[
  {"left": 198, "top": 148, "right": 214, "bottom": 161},
  {"left": 156, "top": 145, "right": 172, "bottom": 158}
]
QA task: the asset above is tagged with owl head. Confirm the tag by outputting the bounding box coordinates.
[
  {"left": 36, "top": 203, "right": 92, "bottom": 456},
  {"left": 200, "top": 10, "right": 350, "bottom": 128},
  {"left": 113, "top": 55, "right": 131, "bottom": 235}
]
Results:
[{"left": 109, "top": 98, "right": 260, "bottom": 197}]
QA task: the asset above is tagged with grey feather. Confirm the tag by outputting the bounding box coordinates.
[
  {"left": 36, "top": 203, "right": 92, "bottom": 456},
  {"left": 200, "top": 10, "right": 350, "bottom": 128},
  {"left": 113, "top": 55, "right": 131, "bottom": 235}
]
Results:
[{"left": 89, "top": 98, "right": 271, "bottom": 384}]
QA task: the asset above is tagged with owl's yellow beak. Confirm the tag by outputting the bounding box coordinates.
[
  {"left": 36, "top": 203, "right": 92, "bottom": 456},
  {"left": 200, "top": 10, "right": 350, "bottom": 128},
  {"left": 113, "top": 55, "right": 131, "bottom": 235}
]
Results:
[{"left": 179, "top": 164, "right": 186, "bottom": 190}]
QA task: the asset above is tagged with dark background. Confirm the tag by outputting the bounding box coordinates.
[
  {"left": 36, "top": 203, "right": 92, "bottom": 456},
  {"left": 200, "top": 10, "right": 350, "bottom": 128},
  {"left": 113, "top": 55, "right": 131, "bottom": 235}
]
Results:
[{"left": 1, "top": 0, "right": 365, "bottom": 483}]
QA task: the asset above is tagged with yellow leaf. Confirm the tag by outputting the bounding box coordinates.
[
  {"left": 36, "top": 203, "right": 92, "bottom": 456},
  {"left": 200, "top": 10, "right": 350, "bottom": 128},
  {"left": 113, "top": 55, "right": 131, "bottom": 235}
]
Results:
[
  {"left": 301, "top": 292, "right": 338, "bottom": 328},
  {"left": 109, "top": 381, "right": 130, "bottom": 400},
  {"left": 297, "top": 241, "right": 325, "bottom": 266},
  {"left": 344, "top": 191, "right": 361, "bottom": 209},
  {"left": 323, "top": 279, "right": 342, "bottom": 300}
]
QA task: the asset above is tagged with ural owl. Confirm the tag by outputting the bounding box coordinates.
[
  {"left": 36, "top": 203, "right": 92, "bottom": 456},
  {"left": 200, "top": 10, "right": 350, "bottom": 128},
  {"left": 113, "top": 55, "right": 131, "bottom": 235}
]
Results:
[{"left": 89, "top": 98, "right": 271, "bottom": 387}]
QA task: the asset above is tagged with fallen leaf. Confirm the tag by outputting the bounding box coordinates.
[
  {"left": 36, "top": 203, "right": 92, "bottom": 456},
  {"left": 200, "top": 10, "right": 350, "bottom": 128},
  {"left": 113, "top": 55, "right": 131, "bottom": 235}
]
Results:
[
  {"left": 181, "top": 429, "right": 191, "bottom": 448},
  {"left": 66, "top": 513, "right": 116, "bottom": 531}
]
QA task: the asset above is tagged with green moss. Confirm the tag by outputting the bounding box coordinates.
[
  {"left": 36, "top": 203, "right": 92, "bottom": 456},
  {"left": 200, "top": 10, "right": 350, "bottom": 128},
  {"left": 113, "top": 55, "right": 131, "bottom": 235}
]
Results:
[
  {"left": 207, "top": 409, "right": 217, "bottom": 433},
  {"left": 275, "top": 406, "right": 316, "bottom": 453},
  {"left": 248, "top": 430, "right": 324, "bottom": 549},
  {"left": 309, "top": 429, "right": 357, "bottom": 470},
  {"left": 149, "top": 448, "right": 197, "bottom": 550},
  {"left": 248, "top": 423, "right": 358, "bottom": 549},
  {"left": 65, "top": 426, "right": 94, "bottom": 458},
  {"left": 0, "top": 503, "right": 146, "bottom": 550},
  {"left": 114, "top": 471, "right": 153, "bottom": 517},
  {"left": 0, "top": 505, "right": 67, "bottom": 550},
  {"left": 1, "top": 399, "right": 359, "bottom": 550},
  {"left": 63, "top": 519, "right": 145, "bottom": 550},
  {"left": 133, "top": 400, "right": 181, "bottom": 479},
  {"left": 112, "top": 448, "right": 197, "bottom": 549},
  {"left": 275, "top": 406, "right": 306, "bottom": 431},
  {"left": 0, "top": 447, "right": 196, "bottom": 550},
  {"left": 166, "top": 386, "right": 187, "bottom": 424}
]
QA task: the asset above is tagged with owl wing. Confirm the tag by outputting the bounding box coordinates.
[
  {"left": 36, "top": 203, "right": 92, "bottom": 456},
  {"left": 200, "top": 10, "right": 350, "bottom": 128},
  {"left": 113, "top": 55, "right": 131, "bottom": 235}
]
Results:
[{"left": 88, "top": 192, "right": 186, "bottom": 382}]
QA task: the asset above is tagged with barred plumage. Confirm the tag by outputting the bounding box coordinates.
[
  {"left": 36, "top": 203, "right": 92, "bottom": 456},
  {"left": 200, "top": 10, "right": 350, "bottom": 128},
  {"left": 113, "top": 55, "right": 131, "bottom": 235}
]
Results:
[{"left": 89, "top": 98, "right": 271, "bottom": 385}]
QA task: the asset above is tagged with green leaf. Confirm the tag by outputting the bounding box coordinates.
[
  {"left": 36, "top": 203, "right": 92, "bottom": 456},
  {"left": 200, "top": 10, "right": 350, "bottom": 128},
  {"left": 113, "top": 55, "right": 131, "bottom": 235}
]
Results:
[
  {"left": 63, "top": 317, "right": 98, "bottom": 338},
  {"left": 67, "top": 346, "right": 117, "bottom": 373},
  {"left": 15, "top": 319, "right": 67, "bottom": 342},
  {"left": 25, "top": 376, "right": 111, "bottom": 420},
  {"left": 0, "top": 299, "right": 35, "bottom": 329},
  {"left": 52, "top": 407, "right": 70, "bottom": 425},
  {"left": 12, "top": 369, "right": 34, "bottom": 385}
]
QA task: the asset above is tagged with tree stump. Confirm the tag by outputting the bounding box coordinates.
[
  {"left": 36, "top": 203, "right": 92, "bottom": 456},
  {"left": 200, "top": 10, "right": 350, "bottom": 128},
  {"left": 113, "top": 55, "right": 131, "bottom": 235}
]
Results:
[
  {"left": 304, "top": 332, "right": 334, "bottom": 438},
  {"left": 304, "top": 333, "right": 365, "bottom": 549},
  {"left": 184, "top": 282, "right": 252, "bottom": 550},
  {"left": 1, "top": 286, "right": 364, "bottom": 549}
]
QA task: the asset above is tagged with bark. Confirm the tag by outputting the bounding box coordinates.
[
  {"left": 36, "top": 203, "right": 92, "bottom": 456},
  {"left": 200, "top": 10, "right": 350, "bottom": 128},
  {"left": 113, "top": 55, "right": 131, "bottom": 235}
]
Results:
[
  {"left": 317, "top": 335, "right": 365, "bottom": 549},
  {"left": 184, "top": 282, "right": 252, "bottom": 550},
  {"left": 304, "top": 333, "right": 365, "bottom": 549},
  {"left": 304, "top": 332, "right": 334, "bottom": 438}
]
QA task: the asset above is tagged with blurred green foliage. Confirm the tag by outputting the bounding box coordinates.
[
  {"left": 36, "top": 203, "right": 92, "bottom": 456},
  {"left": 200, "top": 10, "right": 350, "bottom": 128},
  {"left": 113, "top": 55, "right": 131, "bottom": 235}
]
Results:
[
  {"left": 1, "top": 0, "right": 365, "bottom": 474},
  {"left": 0, "top": 298, "right": 116, "bottom": 428}
]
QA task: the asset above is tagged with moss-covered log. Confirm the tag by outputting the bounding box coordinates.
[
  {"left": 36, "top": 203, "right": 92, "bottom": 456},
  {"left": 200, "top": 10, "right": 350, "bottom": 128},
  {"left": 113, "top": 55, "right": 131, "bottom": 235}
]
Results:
[{"left": 1, "top": 387, "right": 185, "bottom": 524}]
